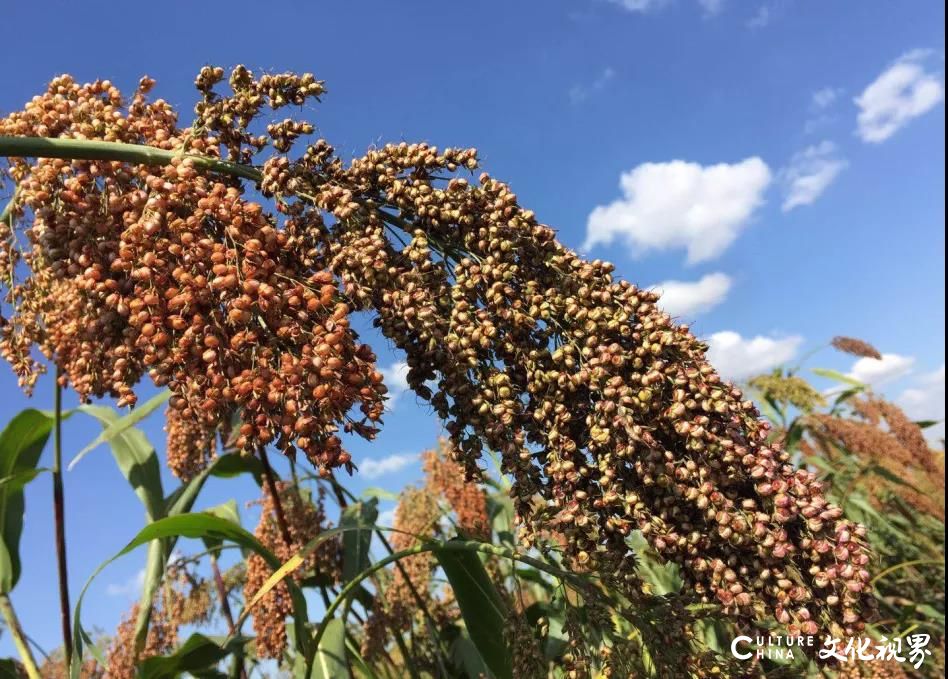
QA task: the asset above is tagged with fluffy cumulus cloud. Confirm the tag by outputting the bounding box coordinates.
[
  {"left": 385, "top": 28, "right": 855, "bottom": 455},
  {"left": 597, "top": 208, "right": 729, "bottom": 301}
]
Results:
[
  {"left": 359, "top": 453, "right": 418, "bottom": 479},
  {"left": 652, "top": 272, "right": 732, "bottom": 318},
  {"left": 585, "top": 158, "right": 772, "bottom": 264},
  {"left": 847, "top": 352, "right": 915, "bottom": 386},
  {"left": 898, "top": 364, "right": 946, "bottom": 441},
  {"left": 705, "top": 331, "right": 803, "bottom": 380},
  {"left": 780, "top": 141, "right": 848, "bottom": 211},
  {"left": 856, "top": 50, "right": 945, "bottom": 143}
]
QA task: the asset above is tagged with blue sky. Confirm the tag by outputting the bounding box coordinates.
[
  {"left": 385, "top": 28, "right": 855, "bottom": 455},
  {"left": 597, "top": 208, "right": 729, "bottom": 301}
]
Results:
[{"left": 0, "top": 0, "right": 944, "bottom": 657}]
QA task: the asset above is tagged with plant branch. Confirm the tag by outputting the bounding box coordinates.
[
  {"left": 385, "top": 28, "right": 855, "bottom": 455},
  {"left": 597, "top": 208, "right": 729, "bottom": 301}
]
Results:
[
  {"left": 210, "top": 554, "right": 247, "bottom": 679},
  {"left": 0, "top": 592, "right": 42, "bottom": 679},
  {"left": 52, "top": 368, "right": 73, "bottom": 667},
  {"left": 0, "top": 136, "right": 262, "bottom": 182},
  {"left": 257, "top": 447, "right": 294, "bottom": 550}
]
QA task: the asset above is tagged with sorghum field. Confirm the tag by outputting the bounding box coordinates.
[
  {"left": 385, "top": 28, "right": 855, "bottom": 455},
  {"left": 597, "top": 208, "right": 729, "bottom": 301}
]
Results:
[{"left": 0, "top": 4, "right": 943, "bottom": 679}]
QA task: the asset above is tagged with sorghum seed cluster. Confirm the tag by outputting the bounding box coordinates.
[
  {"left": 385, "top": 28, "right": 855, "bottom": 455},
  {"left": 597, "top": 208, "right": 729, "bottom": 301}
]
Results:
[
  {"left": 422, "top": 438, "right": 490, "bottom": 540},
  {"left": 104, "top": 602, "right": 177, "bottom": 679},
  {"left": 1, "top": 67, "right": 876, "bottom": 637},
  {"left": 749, "top": 372, "right": 827, "bottom": 413},
  {"left": 831, "top": 336, "right": 883, "bottom": 360},
  {"left": 361, "top": 485, "right": 442, "bottom": 659},
  {"left": 806, "top": 396, "right": 944, "bottom": 519},
  {"left": 244, "top": 482, "right": 340, "bottom": 658},
  {"left": 0, "top": 73, "right": 385, "bottom": 476}
]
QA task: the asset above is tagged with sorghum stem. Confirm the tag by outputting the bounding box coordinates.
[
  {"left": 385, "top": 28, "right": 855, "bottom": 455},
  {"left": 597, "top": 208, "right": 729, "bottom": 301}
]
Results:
[
  {"left": 210, "top": 555, "right": 247, "bottom": 679},
  {"left": 52, "top": 369, "right": 73, "bottom": 667},
  {"left": 258, "top": 447, "right": 294, "bottom": 550},
  {"left": 0, "top": 136, "right": 262, "bottom": 182},
  {"left": 0, "top": 593, "right": 42, "bottom": 679},
  {"left": 210, "top": 554, "right": 237, "bottom": 634}
]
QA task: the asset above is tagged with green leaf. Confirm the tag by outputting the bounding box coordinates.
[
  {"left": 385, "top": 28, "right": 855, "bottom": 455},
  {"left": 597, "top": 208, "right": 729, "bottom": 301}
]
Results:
[
  {"left": 164, "top": 453, "right": 261, "bottom": 518},
  {"left": 200, "top": 499, "right": 241, "bottom": 556},
  {"left": 311, "top": 617, "right": 349, "bottom": 679},
  {"left": 360, "top": 487, "right": 398, "bottom": 502},
  {"left": 450, "top": 635, "right": 492, "bottom": 678},
  {"left": 0, "top": 659, "right": 24, "bottom": 679},
  {"left": 915, "top": 419, "right": 941, "bottom": 430},
  {"left": 0, "top": 409, "right": 55, "bottom": 593},
  {"left": 71, "top": 513, "right": 311, "bottom": 677},
  {"left": 867, "top": 464, "right": 923, "bottom": 494},
  {"left": 914, "top": 603, "right": 945, "bottom": 624},
  {"left": 832, "top": 386, "right": 865, "bottom": 408},
  {"left": 435, "top": 540, "right": 511, "bottom": 679},
  {"left": 341, "top": 498, "right": 378, "bottom": 583},
  {"left": 78, "top": 404, "right": 164, "bottom": 521},
  {"left": 68, "top": 390, "right": 169, "bottom": 470},
  {"left": 784, "top": 421, "right": 804, "bottom": 452},
  {"left": 628, "top": 531, "right": 682, "bottom": 594},
  {"left": 346, "top": 636, "right": 380, "bottom": 679},
  {"left": 139, "top": 633, "right": 247, "bottom": 679},
  {"left": 812, "top": 368, "right": 864, "bottom": 388},
  {"left": 0, "top": 467, "right": 50, "bottom": 492}
]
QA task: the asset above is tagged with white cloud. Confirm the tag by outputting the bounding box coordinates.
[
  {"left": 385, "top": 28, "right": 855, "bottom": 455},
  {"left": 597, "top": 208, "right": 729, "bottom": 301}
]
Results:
[
  {"left": 847, "top": 353, "right": 915, "bottom": 386},
  {"left": 780, "top": 141, "right": 847, "bottom": 211},
  {"left": 608, "top": 0, "right": 727, "bottom": 14},
  {"left": 585, "top": 158, "right": 772, "bottom": 264},
  {"left": 652, "top": 272, "right": 732, "bottom": 318},
  {"left": 898, "top": 364, "right": 945, "bottom": 441},
  {"left": 706, "top": 331, "right": 803, "bottom": 380},
  {"left": 569, "top": 68, "right": 616, "bottom": 104},
  {"left": 106, "top": 568, "right": 145, "bottom": 597},
  {"left": 607, "top": 0, "right": 669, "bottom": 12},
  {"left": 856, "top": 50, "right": 945, "bottom": 143},
  {"left": 359, "top": 453, "right": 418, "bottom": 479}
]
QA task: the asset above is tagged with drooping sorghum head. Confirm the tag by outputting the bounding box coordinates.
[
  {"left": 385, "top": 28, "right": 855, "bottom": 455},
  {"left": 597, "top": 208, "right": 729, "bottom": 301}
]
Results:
[
  {"left": 1, "top": 67, "right": 877, "bottom": 639},
  {"left": 831, "top": 336, "right": 883, "bottom": 360},
  {"left": 243, "top": 481, "right": 339, "bottom": 658},
  {"left": 104, "top": 602, "right": 177, "bottom": 679}
]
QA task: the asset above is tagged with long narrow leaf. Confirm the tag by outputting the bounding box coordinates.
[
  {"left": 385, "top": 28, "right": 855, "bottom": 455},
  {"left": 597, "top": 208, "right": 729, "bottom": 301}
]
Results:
[
  {"left": 139, "top": 633, "right": 248, "bottom": 679},
  {"left": 341, "top": 498, "right": 378, "bottom": 583},
  {"left": 68, "top": 390, "right": 169, "bottom": 470},
  {"left": 71, "top": 513, "right": 310, "bottom": 678},
  {"left": 436, "top": 540, "right": 511, "bottom": 679},
  {"left": 78, "top": 404, "right": 164, "bottom": 521},
  {"left": 0, "top": 409, "right": 55, "bottom": 593},
  {"left": 311, "top": 618, "right": 349, "bottom": 679}
]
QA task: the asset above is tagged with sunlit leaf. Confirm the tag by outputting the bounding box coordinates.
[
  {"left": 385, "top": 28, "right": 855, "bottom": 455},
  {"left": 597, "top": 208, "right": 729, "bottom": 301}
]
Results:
[
  {"left": 0, "top": 409, "right": 55, "bottom": 593},
  {"left": 71, "top": 513, "right": 311, "bottom": 677},
  {"left": 360, "top": 487, "right": 398, "bottom": 502},
  {"left": 436, "top": 540, "right": 511, "bottom": 679},
  {"left": 311, "top": 617, "right": 349, "bottom": 679},
  {"left": 139, "top": 633, "right": 248, "bottom": 679},
  {"left": 812, "top": 368, "right": 864, "bottom": 388},
  {"left": 68, "top": 389, "right": 169, "bottom": 470},
  {"left": 78, "top": 404, "right": 164, "bottom": 521},
  {"left": 341, "top": 498, "right": 378, "bottom": 583}
]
